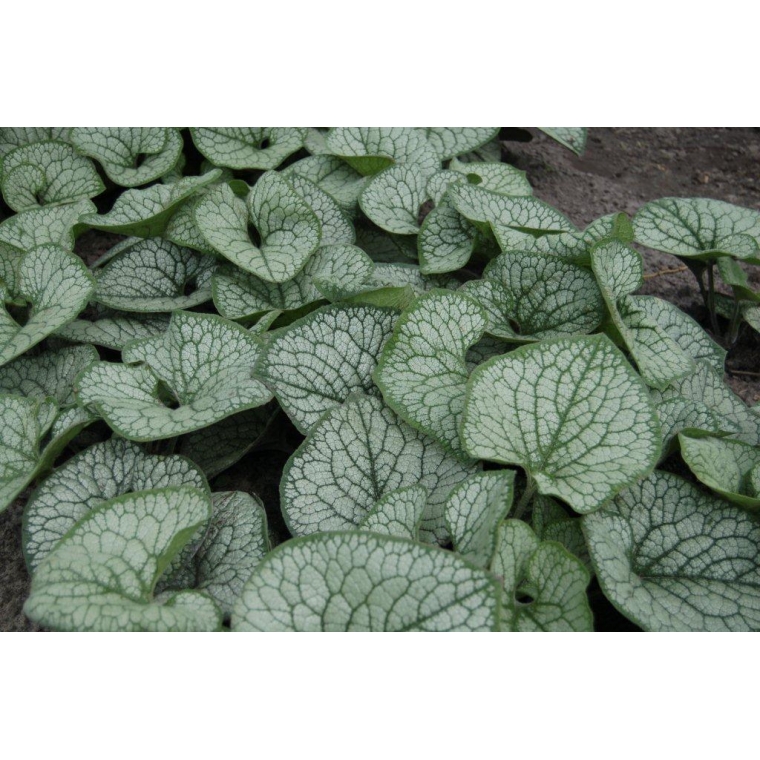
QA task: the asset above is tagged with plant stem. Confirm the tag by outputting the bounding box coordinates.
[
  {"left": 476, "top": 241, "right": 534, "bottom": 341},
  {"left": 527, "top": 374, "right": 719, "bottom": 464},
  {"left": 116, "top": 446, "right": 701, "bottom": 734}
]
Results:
[
  {"left": 513, "top": 477, "right": 537, "bottom": 521},
  {"left": 726, "top": 301, "right": 743, "bottom": 347},
  {"left": 706, "top": 262, "right": 720, "bottom": 339}
]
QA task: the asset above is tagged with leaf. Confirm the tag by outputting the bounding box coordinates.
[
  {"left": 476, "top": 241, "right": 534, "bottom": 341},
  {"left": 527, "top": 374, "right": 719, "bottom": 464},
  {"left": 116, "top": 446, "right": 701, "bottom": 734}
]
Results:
[
  {"left": 195, "top": 177, "right": 321, "bottom": 283},
  {"left": 79, "top": 312, "right": 272, "bottom": 441},
  {"left": 257, "top": 304, "right": 397, "bottom": 432},
  {"left": 374, "top": 290, "right": 486, "bottom": 454},
  {"left": 462, "top": 250, "right": 605, "bottom": 342},
  {"left": 22, "top": 437, "right": 208, "bottom": 572},
  {"left": 0, "top": 246, "right": 94, "bottom": 367},
  {"left": 24, "top": 487, "right": 221, "bottom": 632},
  {"left": 583, "top": 470, "right": 760, "bottom": 631},
  {"left": 175, "top": 405, "right": 275, "bottom": 479},
  {"left": 450, "top": 183, "right": 576, "bottom": 235},
  {"left": 679, "top": 434, "right": 760, "bottom": 510},
  {"left": 326, "top": 127, "right": 439, "bottom": 177},
  {"left": 0, "top": 395, "right": 57, "bottom": 513},
  {"left": 652, "top": 394, "right": 739, "bottom": 451},
  {"left": 493, "top": 520, "right": 593, "bottom": 631},
  {"left": 0, "top": 344, "right": 97, "bottom": 407},
  {"left": 56, "top": 311, "right": 170, "bottom": 350},
  {"left": 656, "top": 361, "right": 760, "bottom": 446},
  {"left": 287, "top": 174, "right": 355, "bottom": 246},
  {"left": 418, "top": 200, "right": 478, "bottom": 274},
  {"left": 537, "top": 128, "right": 588, "bottom": 155},
  {"left": 212, "top": 243, "right": 373, "bottom": 320},
  {"left": 359, "top": 164, "right": 427, "bottom": 234},
  {"left": 717, "top": 257, "right": 760, "bottom": 302},
  {"left": 461, "top": 335, "right": 661, "bottom": 514},
  {"left": 359, "top": 485, "right": 427, "bottom": 540},
  {"left": 633, "top": 197, "right": 760, "bottom": 261},
  {"left": 82, "top": 170, "right": 222, "bottom": 237},
  {"left": 157, "top": 491, "right": 269, "bottom": 617},
  {"left": 283, "top": 155, "right": 368, "bottom": 213},
  {"left": 93, "top": 237, "right": 216, "bottom": 312},
  {"left": 0, "top": 199, "right": 94, "bottom": 254},
  {"left": 0, "top": 128, "right": 70, "bottom": 164},
  {"left": 591, "top": 241, "right": 712, "bottom": 389},
  {"left": 444, "top": 470, "right": 515, "bottom": 567},
  {"left": 367, "top": 262, "right": 457, "bottom": 293},
  {"left": 425, "top": 128, "right": 499, "bottom": 160},
  {"left": 449, "top": 158, "right": 532, "bottom": 196},
  {"left": 232, "top": 531, "right": 500, "bottom": 631},
  {"left": 531, "top": 494, "right": 591, "bottom": 572},
  {"left": 190, "top": 128, "right": 305, "bottom": 170},
  {"left": 0, "top": 140, "right": 104, "bottom": 212},
  {"left": 70, "top": 127, "right": 183, "bottom": 187},
  {"left": 281, "top": 394, "right": 477, "bottom": 543}
]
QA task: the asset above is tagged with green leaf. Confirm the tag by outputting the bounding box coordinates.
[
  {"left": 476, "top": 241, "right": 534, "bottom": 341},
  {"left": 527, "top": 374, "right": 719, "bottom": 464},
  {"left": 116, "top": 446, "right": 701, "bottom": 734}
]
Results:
[
  {"left": 717, "top": 257, "right": 760, "bottom": 302},
  {"left": 0, "top": 344, "right": 97, "bottom": 409},
  {"left": 652, "top": 393, "right": 739, "bottom": 451},
  {"left": 656, "top": 361, "right": 760, "bottom": 446},
  {"left": 82, "top": 171, "right": 222, "bottom": 237},
  {"left": 450, "top": 183, "right": 576, "bottom": 235},
  {"left": 257, "top": 304, "right": 397, "bottom": 432},
  {"left": 374, "top": 290, "right": 486, "bottom": 454},
  {"left": 157, "top": 491, "right": 269, "bottom": 617},
  {"left": 190, "top": 128, "right": 305, "bottom": 170},
  {"left": 283, "top": 155, "right": 368, "bottom": 213},
  {"left": 288, "top": 174, "right": 355, "bottom": 245},
  {"left": 326, "top": 127, "right": 439, "bottom": 177},
  {"left": 583, "top": 470, "right": 760, "bottom": 631},
  {"left": 425, "top": 128, "right": 499, "bottom": 160},
  {"left": 56, "top": 311, "right": 170, "bottom": 350},
  {"left": 0, "top": 199, "right": 94, "bottom": 254},
  {"left": 0, "top": 246, "right": 94, "bottom": 367},
  {"left": 233, "top": 531, "right": 500, "bottom": 631},
  {"left": 493, "top": 520, "right": 593, "bottom": 631},
  {"left": 461, "top": 335, "right": 661, "bottom": 514},
  {"left": 633, "top": 197, "right": 760, "bottom": 261},
  {"left": 0, "top": 140, "right": 104, "bottom": 212},
  {"left": 359, "top": 164, "right": 427, "bottom": 234},
  {"left": 93, "top": 237, "right": 216, "bottom": 312},
  {"left": 281, "top": 394, "right": 477, "bottom": 543},
  {"left": 531, "top": 494, "right": 591, "bottom": 573},
  {"left": 537, "top": 128, "right": 588, "bottom": 155},
  {"left": 195, "top": 177, "right": 321, "bottom": 283},
  {"left": 24, "top": 487, "right": 221, "bottom": 632},
  {"left": 367, "top": 262, "right": 457, "bottom": 293},
  {"left": 212, "top": 243, "right": 373, "bottom": 320},
  {"left": 78, "top": 312, "right": 272, "bottom": 441},
  {"left": 70, "top": 127, "right": 183, "bottom": 187},
  {"left": 0, "top": 128, "right": 70, "bottom": 164},
  {"left": 418, "top": 200, "right": 478, "bottom": 274},
  {"left": 175, "top": 405, "right": 275, "bottom": 479},
  {"left": 164, "top": 196, "right": 219, "bottom": 256},
  {"left": 679, "top": 434, "right": 760, "bottom": 510},
  {"left": 0, "top": 395, "right": 57, "bottom": 513},
  {"left": 23, "top": 437, "right": 207, "bottom": 572},
  {"left": 449, "top": 158, "right": 532, "bottom": 196},
  {"left": 360, "top": 484, "right": 427, "bottom": 540},
  {"left": 444, "top": 470, "right": 515, "bottom": 567},
  {"left": 462, "top": 250, "right": 605, "bottom": 342}
]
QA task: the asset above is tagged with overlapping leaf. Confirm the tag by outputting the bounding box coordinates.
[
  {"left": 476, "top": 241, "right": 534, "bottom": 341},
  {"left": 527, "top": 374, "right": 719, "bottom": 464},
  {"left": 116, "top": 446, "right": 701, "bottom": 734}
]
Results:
[
  {"left": 24, "top": 487, "right": 221, "bottom": 632},
  {"left": 233, "top": 531, "right": 500, "bottom": 631},
  {"left": 56, "top": 311, "right": 170, "bottom": 350},
  {"left": 0, "top": 200, "right": 94, "bottom": 253},
  {"left": 360, "top": 485, "right": 427, "bottom": 540},
  {"left": 584, "top": 470, "right": 760, "bottom": 631},
  {"left": 461, "top": 335, "right": 661, "bottom": 514},
  {"left": 191, "top": 128, "right": 305, "bottom": 170}
]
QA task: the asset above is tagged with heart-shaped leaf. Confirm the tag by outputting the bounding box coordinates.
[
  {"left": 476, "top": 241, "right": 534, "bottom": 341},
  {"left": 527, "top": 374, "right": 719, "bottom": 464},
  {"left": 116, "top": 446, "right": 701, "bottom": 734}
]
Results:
[
  {"left": 0, "top": 246, "right": 94, "bottom": 366},
  {"left": 191, "top": 128, "right": 305, "bottom": 170},
  {"left": 257, "top": 303, "right": 397, "bottom": 432},
  {"left": 584, "top": 470, "right": 760, "bottom": 631},
  {"left": 70, "top": 127, "right": 183, "bottom": 187},
  {"left": 233, "top": 531, "right": 499, "bottom": 631},
  {"left": 0, "top": 200, "right": 94, "bottom": 254},
  {"left": 359, "top": 163, "right": 428, "bottom": 234},
  {"left": 93, "top": 237, "right": 216, "bottom": 312},
  {"left": 283, "top": 155, "right": 368, "bottom": 213},
  {"left": 374, "top": 290, "right": 487, "bottom": 454},
  {"left": 287, "top": 173, "right": 355, "bottom": 246},
  {"left": 461, "top": 334, "right": 661, "bottom": 514},
  {"left": 417, "top": 199, "right": 479, "bottom": 274},
  {"left": 24, "top": 487, "right": 221, "bottom": 632},
  {"left": 281, "top": 394, "right": 477, "bottom": 543},
  {"left": 0, "top": 140, "right": 104, "bottom": 212}
]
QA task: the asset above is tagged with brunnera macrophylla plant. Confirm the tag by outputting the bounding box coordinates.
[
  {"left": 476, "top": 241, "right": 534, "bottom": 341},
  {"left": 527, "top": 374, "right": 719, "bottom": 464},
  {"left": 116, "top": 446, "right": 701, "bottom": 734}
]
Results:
[{"left": 1, "top": 126, "right": 759, "bottom": 632}]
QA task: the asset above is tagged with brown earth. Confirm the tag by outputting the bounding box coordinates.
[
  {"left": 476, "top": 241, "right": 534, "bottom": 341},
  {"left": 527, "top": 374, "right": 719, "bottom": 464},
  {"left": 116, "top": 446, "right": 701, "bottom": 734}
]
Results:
[{"left": 2, "top": 127, "right": 759, "bottom": 632}]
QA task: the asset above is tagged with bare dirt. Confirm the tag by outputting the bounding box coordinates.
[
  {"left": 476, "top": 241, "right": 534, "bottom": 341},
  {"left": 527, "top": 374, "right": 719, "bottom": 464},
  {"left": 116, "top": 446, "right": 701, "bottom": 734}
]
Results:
[{"left": 2, "top": 128, "right": 759, "bottom": 632}]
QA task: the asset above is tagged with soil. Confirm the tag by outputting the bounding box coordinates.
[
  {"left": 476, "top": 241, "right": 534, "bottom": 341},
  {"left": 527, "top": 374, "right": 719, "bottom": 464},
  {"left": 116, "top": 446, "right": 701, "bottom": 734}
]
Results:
[{"left": 2, "top": 127, "right": 759, "bottom": 632}]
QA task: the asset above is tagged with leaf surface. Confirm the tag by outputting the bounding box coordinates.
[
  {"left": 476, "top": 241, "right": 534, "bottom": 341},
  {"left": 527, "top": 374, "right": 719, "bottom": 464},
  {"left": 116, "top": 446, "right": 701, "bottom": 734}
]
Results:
[
  {"left": 360, "top": 485, "right": 427, "bottom": 540},
  {"left": 191, "top": 128, "right": 305, "bottom": 170}
]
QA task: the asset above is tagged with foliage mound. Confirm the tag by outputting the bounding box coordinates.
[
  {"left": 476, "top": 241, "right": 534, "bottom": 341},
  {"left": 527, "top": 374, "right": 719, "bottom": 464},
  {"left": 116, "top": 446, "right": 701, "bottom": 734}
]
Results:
[{"left": 2, "top": 126, "right": 759, "bottom": 632}]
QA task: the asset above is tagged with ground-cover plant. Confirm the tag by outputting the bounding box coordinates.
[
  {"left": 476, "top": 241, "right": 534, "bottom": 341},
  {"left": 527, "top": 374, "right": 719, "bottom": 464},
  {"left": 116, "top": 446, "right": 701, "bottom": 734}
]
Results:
[{"left": 1, "top": 126, "right": 759, "bottom": 632}]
